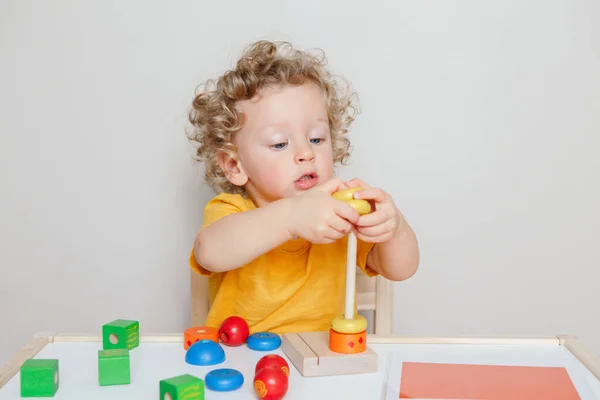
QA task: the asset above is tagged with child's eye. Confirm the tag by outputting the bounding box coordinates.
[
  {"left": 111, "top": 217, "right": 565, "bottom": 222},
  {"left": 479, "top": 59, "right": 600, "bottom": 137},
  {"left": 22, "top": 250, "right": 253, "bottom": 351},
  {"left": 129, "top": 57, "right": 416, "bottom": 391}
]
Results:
[
  {"left": 310, "top": 138, "right": 324, "bottom": 144},
  {"left": 270, "top": 142, "right": 287, "bottom": 150}
]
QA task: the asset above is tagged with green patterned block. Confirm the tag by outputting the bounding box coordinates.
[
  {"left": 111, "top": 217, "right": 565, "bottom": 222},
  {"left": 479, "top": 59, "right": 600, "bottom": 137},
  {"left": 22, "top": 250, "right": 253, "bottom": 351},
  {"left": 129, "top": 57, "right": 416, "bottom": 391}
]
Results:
[
  {"left": 20, "top": 359, "right": 59, "bottom": 397},
  {"left": 159, "top": 374, "right": 204, "bottom": 400},
  {"left": 98, "top": 349, "right": 130, "bottom": 386},
  {"left": 102, "top": 319, "right": 139, "bottom": 350}
]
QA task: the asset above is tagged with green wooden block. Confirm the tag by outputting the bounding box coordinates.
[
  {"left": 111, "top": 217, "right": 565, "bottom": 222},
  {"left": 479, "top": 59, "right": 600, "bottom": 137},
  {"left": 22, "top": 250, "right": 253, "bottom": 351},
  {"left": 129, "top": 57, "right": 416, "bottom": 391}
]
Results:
[
  {"left": 102, "top": 319, "right": 139, "bottom": 350},
  {"left": 98, "top": 349, "right": 130, "bottom": 386},
  {"left": 20, "top": 359, "right": 59, "bottom": 397},
  {"left": 159, "top": 374, "right": 204, "bottom": 400}
]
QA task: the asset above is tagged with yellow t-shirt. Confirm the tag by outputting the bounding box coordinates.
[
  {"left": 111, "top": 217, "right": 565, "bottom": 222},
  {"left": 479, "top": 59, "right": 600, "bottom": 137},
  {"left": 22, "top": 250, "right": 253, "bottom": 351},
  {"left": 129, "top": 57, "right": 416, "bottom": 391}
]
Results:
[{"left": 189, "top": 192, "right": 377, "bottom": 334}]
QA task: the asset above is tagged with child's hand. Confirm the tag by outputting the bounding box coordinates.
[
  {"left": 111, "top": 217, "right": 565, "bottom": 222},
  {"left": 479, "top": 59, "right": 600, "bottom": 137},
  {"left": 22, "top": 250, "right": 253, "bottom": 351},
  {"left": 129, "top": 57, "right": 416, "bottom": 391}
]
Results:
[
  {"left": 286, "top": 178, "right": 361, "bottom": 244},
  {"left": 344, "top": 178, "right": 403, "bottom": 243}
]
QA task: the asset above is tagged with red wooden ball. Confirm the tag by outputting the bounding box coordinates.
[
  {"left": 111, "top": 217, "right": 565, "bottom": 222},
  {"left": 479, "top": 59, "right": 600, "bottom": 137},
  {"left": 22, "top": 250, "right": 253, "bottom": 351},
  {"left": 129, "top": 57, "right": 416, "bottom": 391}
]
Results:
[
  {"left": 254, "top": 365, "right": 288, "bottom": 400},
  {"left": 218, "top": 316, "right": 249, "bottom": 346},
  {"left": 255, "top": 354, "right": 290, "bottom": 377}
]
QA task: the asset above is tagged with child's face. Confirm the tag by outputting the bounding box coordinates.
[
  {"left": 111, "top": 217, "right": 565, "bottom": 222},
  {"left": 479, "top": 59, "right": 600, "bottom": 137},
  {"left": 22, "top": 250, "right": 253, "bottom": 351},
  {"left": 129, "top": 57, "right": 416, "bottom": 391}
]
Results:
[{"left": 231, "top": 81, "right": 335, "bottom": 206}]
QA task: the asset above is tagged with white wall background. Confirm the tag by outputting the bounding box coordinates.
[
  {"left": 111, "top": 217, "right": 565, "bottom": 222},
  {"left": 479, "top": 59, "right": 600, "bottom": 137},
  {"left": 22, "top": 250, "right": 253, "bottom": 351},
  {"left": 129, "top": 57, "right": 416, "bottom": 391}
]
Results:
[{"left": 1, "top": 0, "right": 599, "bottom": 366}]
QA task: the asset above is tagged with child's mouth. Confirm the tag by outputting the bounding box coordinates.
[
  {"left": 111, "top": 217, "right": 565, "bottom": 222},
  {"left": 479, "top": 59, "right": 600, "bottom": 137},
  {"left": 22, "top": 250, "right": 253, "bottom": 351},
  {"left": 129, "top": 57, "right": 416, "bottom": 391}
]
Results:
[{"left": 294, "top": 173, "right": 318, "bottom": 189}]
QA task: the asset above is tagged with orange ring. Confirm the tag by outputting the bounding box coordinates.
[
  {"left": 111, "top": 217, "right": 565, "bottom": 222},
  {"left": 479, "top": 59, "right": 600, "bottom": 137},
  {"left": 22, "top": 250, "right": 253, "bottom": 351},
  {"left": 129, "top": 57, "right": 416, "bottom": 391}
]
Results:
[
  {"left": 184, "top": 326, "right": 219, "bottom": 350},
  {"left": 328, "top": 328, "right": 367, "bottom": 354}
]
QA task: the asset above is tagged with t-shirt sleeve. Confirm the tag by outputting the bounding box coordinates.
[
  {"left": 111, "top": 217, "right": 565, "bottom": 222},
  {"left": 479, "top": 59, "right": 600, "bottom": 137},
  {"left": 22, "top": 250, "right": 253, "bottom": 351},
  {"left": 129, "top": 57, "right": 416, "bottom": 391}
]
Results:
[
  {"left": 356, "top": 238, "right": 378, "bottom": 277},
  {"left": 189, "top": 193, "right": 246, "bottom": 276}
]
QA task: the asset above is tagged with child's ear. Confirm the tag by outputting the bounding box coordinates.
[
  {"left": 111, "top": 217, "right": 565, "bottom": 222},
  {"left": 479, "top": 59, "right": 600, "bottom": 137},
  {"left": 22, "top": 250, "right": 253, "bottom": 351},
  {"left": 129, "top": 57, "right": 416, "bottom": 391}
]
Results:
[{"left": 216, "top": 150, "right": 248, "bottom": 187}]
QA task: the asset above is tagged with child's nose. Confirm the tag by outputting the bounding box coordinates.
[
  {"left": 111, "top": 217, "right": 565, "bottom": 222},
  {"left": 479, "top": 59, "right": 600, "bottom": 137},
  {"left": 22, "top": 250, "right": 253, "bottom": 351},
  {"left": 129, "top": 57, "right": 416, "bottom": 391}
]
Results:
[{"left": 295, "top": 147, "right": 315, "bottom": 163}]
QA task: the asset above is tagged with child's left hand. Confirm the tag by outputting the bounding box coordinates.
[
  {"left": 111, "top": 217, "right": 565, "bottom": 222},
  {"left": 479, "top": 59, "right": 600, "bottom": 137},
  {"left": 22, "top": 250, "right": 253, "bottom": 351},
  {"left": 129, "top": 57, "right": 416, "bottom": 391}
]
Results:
[{"left": 344, "top": 178, "right": 403, "bottom": 243}]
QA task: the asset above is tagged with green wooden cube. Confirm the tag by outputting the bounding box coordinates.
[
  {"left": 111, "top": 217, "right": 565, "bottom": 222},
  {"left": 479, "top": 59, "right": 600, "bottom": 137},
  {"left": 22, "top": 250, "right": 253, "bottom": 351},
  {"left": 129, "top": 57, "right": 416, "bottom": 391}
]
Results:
[
  {"left": 102, "top": 319, "right": 139, "bottom": 350},
  {"left": 98, "top": 349, "right": 130, "bottom": 386},
  {"left": 20, "top": 359, "right": 59, "bottom": 397},
  {"left": 159, "top": 374, "right": 204, "bottom": 400}
]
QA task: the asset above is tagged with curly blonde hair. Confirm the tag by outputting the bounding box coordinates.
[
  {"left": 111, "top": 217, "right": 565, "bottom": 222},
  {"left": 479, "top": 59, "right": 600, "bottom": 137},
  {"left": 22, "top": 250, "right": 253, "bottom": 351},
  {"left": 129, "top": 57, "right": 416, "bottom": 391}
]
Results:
[{"left": 187, "top": 40, "right": 359, "bottom": 195}]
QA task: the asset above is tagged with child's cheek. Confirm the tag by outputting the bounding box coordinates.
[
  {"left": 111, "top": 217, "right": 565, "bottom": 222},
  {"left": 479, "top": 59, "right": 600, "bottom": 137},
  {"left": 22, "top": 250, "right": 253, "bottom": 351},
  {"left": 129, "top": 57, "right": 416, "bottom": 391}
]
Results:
[{"left": 260, "top": 165, "right": 287, "bottom": 191}]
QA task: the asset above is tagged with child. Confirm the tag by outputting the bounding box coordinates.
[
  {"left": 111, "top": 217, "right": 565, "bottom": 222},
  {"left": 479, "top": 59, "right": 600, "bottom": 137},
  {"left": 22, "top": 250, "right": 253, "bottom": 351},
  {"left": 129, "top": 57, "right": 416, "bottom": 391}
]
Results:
[{"left": 186, "top": 40, "right": 419, "bottom": 334}]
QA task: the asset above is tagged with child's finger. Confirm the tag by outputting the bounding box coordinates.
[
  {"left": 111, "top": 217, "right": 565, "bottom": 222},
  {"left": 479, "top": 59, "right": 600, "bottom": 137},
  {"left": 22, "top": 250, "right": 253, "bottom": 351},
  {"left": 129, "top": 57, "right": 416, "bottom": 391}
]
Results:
[
  {"left": 354, "top": 229, "right": 379, "bottom": 243},
  {"left": 345, "top": 177, "right": 370, "bottom": 189},
  {"left": 318, "top": 177, "right": 348, "bottom": 194},
  {"left": 323, "top": 226, "right": 348, "bottom": 242},
  {"left": 355, "top": 222, "right": 392, "bottom": 238},
  {"left": 354, "top": 229, "right": 394, "bottom": 243},
  {"left": 352, "top": 187, "right": 386, "bottom": 203},
  {"left": 333, "top": 200, "right": 361, "bottom": 224},
  {"left": 329, "top": 215, "right": 354, "bottom": 236},
  {"left": 355, "top": 209, "right": 389, "bottom": 227}
]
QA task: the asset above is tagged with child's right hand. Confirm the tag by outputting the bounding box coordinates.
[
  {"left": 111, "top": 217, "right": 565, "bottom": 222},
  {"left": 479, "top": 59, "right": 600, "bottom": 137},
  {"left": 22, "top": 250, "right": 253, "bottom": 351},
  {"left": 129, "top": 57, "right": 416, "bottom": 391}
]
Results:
[{"left": 285, "top": 178, "right": 361, "bottom": 244}]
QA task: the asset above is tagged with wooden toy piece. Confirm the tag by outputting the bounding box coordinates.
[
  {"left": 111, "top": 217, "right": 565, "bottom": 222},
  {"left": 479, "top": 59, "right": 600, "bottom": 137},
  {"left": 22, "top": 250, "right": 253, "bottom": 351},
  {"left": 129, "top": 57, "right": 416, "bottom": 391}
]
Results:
[
  {"left": 102, "top": 319, "right": 139, "bottom": 350},
  {"left": 330, "top": 313, "right": 367, "bottom": 334},
  {"left": 255, "top": 354, "right": 290, "bottom": 377},
  {"left": 332, "top": 187, "right": 372, "bottom": 215},
  {"left": 329, "top": 314, "right": 368, "bottom": 354},
  {"left": 254, "top": 365, "right": 288, "bottom": 400},
  {"left": 20, "top": 359, "right": 59, "bottom": 397},
  {"left": 282, "top": 187, "right": 376, "bottom": 377},
  {"left": 184, "top": 326, "right": 219, "bottom": 350},
  {"left": 205, "top": 368, "right": 244, "bottom": 392},
  {"left": 247, "top": 332, "right": 281, "bottom": 351},
  {"left": 254, "top": 355, "right": 290, "bottom": 400},
  {"left": 159, "top": 374, "right": 205, "bottom": 400},
  {"left": 282, "top": 331, "right": 377, "bottom": 377},
  {"left": 185, "top": 340, "right": 225, "bottom": 366},
  {"left": 332, "top": 187, "right": 372, "bottom": 321},
  {"left": 98, "top": 349, "right": 130, "bottom": 386},
  {"left": 331, "top": 187, "right": 372, "bottom": 351},
  {"left": 218, "top": 316, "right": 250, "bottom": 346},
  {"left": 329, "top": 328, "right": 367, "bottom": 354}
]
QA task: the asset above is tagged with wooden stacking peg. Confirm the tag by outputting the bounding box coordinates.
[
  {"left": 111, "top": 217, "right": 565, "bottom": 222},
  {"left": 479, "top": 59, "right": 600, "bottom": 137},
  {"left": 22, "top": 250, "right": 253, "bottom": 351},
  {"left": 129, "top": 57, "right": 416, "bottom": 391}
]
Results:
[
  {"left": 332, "top": 187, "right": 372, "bottom": 321},
  {"left": 280, "top": 186, "right": 378, "bottom": 377}
]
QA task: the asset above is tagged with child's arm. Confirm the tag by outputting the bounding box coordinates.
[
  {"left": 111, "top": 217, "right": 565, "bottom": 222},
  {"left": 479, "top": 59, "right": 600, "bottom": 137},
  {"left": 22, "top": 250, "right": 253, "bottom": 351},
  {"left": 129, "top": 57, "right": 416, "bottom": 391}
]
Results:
[
  {"left": 193, "top": 198, "right": 293, "bottom": 273},
  {"left": 346, "top": 178, "right": 420, "bottom": 281},
  {"left": 367, "top": 212, "right": 419, "bottom": 281},
  {"left": 194, "top": 178, "right": 359, "bottom": 273}
]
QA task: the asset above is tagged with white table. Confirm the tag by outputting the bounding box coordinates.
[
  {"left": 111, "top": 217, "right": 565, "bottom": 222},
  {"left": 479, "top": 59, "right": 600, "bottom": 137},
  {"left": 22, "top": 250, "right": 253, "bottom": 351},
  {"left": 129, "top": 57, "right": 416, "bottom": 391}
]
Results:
[{"left": 1, "top": 333, "right": 600, "bottom": 399}]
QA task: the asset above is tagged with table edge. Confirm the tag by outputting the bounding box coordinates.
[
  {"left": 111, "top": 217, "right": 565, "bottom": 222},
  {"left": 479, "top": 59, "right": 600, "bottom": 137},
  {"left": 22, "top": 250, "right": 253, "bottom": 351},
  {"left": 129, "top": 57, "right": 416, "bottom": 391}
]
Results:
[{"left": 0, "top": 336, "right": 49, "bottom": 389}]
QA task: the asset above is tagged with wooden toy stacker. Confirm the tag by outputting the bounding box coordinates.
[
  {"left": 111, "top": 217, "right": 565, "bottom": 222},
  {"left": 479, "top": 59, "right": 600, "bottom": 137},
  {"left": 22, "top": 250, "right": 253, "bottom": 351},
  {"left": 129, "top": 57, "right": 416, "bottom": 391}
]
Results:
[{"left": 281, "top": 187, "right": 378, "bottom": 377}]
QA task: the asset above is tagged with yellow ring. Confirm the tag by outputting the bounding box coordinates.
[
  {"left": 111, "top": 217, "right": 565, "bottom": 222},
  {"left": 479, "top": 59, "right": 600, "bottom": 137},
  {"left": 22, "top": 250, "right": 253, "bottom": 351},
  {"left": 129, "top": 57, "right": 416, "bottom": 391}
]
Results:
[
  {"left": 332, "top": 187, "right": 371, "bottom": 215},
  {"left": 330, "top": 314, "right": 368, "bottom": 334},
  {"left": 332, "top": 187, "right": 361, "bottom": 201},
  {"left": 345, "top": 199, "right": 371, "bottom": 215}
]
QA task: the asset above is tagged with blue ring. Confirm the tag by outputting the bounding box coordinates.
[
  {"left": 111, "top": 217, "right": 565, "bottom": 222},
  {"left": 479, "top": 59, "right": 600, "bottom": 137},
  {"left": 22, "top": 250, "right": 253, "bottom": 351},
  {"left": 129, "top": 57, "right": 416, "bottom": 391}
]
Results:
[
  {"left": 205, "top": 368, "right": 244, "bottom": 391},
  {"left": 247, "top": 332, "right": 281, "bottom": 351}
]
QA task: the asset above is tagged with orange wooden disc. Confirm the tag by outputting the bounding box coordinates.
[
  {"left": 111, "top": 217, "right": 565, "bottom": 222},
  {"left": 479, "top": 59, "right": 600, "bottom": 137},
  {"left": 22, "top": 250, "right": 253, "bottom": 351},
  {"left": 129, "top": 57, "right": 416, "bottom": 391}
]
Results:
[
  {"left": 183, "top": 326, "right": 219, "bottom": 350},
  {"left": 328, "top": 328, "right": 367, "bottom": 354}
]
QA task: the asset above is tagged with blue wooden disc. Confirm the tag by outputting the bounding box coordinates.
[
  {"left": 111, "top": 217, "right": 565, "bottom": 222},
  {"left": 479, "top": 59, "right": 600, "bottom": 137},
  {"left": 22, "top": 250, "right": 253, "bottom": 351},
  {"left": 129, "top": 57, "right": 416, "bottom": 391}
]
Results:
[
  {"left": 246, "top": 332, "right": 281, "bottom": 351},
  {"left": 205, "top": 368, "right": 244, "bottom": 391},
  {"left": 185, "top": 339, "right": 225, "bottom": 366}
]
